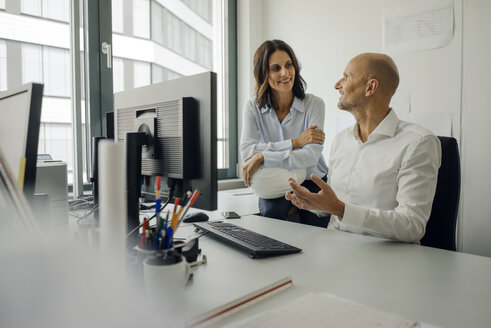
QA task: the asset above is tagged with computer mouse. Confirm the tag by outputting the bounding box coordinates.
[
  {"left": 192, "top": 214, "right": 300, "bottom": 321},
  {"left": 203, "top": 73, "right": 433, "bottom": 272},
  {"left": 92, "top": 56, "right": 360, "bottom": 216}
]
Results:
[{"left": 183, "top": 212, "right": 209, "bottom": 223}]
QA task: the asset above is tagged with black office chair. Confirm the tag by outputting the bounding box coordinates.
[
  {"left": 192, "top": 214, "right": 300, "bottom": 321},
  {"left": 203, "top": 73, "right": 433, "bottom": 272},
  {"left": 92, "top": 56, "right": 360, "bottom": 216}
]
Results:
[{"left": 420, "top": 136, "right": 461, "bottom": 251}]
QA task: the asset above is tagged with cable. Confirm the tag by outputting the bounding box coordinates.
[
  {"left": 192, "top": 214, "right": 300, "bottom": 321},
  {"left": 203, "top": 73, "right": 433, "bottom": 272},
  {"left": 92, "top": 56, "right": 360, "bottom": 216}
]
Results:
[{"left": 126, "top": 182, "right": 176, "bottom": 238}]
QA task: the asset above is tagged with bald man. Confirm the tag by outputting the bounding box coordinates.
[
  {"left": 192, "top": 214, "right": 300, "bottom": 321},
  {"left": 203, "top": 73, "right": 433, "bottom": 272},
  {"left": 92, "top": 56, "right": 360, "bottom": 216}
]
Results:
[{"left": 286, "top": 53, "right": 441, "bottom": 243}]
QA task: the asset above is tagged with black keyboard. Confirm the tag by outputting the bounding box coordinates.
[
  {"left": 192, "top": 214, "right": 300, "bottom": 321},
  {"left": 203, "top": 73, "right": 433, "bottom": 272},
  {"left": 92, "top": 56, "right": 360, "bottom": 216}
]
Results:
[{"left": 193, "top": 221, "right": 302, "bottom": 258}]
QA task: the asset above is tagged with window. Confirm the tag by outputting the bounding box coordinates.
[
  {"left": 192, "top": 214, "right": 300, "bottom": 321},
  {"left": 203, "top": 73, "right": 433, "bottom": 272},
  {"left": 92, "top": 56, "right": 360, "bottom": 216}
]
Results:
[
  {"left": 3, "top": 1, "right": 87, "bottom": 187},
  {"left": 151, "top": 64, "right": 181, "bottom": 84},
  {"left": 181, "top": 0, "right": 213, "bottom": 23},
  {"left": 21, "top": 0, "right": 42, "bottom": 16},
  {"left": 38, "top": 122, "right": 72, "bottom": 169},
  {"left": 133, "top": 60, "right": 151, "bottom": 88},
  {"left": 112, "top": 0, "right": 123, "bottom": 34},
  {"left": 133, "top": 0, "right": 150, "bottom": 39},
  {"left": 113, "top": 57, "right": 125, "bottom": 93},
  {"left": 43, "top": 47, "right": 70, "bottom": 97},
  {"left": 152, "top": 64, "right": 164, "bottom": 84},
  {"left": 112, "top": 0, "right": 236, "bottom": 176},
  {"left": 1, "top": 0, "right": 237, "bottom": 191},
  {"left": 42, "top": 0, "right": 69, "bottom": 22},
  {"left": 151, "top": 2, "right": 163, "bottom": 45},
  {"left": 21, "top": 0, "right": 68, "bottom": 21},
  {"left": 167, "top": 10, "right": 183, "bottom": 54},
  {"left": 21, "top": 43, "right": 43, "bottom": 84}
]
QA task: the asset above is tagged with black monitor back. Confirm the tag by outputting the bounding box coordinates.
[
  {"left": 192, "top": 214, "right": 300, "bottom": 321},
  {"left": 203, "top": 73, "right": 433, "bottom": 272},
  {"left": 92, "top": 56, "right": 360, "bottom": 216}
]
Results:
[{"left": 114, "top": 72, "right": 217, "bottom": 211}]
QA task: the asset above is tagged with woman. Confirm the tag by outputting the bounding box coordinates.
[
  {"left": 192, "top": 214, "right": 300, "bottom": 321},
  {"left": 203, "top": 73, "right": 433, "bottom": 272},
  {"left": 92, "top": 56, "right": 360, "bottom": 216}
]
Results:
[{"left": 240, "top": 40, "right": 329, "bottom": 227}]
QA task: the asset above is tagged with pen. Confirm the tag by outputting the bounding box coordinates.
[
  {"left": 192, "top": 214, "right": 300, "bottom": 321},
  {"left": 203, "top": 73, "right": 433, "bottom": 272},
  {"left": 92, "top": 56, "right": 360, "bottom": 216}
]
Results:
[
  {"left": 170, "top": 198, "right": 180, "bottom": 231},
  {"left": 139, "top": 233, "right": 144, "bottom": 249},
  {"left": 173, "top": 192, "right": 191, "bottom": 229},
  {"left": 181, "top": 190, "right": 192, "bottom": 207},
  {"left": 165, "top": 227, "right": 173, "bottom": 249},
  {"left": 164, "top": 211, "right": 169, "bottom": 231},
  {"left": 155, "top": 176, "right": 161, "bottom": 199},
  {"left": 155, "top": 198, "right": 162, "bottom": 231},
  {"left": 175, "top": 189, "right": 201, "bottom": 231},
  {"left": 145, "top": 229, "right": 150, "bottom": 249}
]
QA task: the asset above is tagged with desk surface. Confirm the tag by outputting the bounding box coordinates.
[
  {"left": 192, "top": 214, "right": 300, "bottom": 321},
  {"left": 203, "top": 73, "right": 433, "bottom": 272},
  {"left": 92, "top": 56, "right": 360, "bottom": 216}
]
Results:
[{"left": 165, "top": 215, "right": 491, "bottom": 327}]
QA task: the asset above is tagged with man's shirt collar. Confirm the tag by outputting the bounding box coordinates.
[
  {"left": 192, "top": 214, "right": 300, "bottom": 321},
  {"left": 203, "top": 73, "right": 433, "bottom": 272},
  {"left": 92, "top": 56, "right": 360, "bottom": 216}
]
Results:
[{"left": 351, "top": 108, "right": 399, "bottom": 141}]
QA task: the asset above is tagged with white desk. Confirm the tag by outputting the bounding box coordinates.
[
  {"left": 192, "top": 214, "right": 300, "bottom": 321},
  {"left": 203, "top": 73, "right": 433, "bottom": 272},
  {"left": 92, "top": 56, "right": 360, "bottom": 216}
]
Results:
[{"left": 163, "top": 215, "right": 491, "bottom": 327}]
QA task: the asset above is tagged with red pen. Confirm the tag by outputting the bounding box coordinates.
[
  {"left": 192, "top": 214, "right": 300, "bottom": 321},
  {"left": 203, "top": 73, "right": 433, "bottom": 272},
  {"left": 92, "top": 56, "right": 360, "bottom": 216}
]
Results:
[
  {"left": 170, "top": 198, "right": 180, "bottom": 231},
  {"left": 175, "top": 190, "right": 201, "bottom": 231},
  {"left": 155, "top": 176, "right": 161, "bottom": 199}
]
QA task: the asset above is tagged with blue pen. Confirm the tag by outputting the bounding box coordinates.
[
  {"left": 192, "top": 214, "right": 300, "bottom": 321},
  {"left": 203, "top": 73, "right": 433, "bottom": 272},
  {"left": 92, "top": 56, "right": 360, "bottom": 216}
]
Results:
[
  {"left": 155, "top": 198, "right": 162, "bottom": 231},
  {"left": 164, "top": 211, "right": 169, "bottom": 230},
  {"left": 166, "top": 227, "right": 173, "bottom": 249}
]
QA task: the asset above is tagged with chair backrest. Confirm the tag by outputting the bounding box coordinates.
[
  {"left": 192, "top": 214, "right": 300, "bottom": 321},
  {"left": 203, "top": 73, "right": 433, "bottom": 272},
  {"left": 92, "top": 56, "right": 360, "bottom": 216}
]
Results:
[{"left": 420, "top": 136, "right": 461, "bottom": 251}]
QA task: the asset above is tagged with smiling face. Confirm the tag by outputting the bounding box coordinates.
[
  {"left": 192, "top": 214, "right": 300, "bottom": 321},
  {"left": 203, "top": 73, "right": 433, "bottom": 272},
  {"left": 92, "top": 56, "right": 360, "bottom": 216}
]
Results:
[
  {"left": 334, "top": 57, "right": 368, "bottom": 111},
  {"left": 267, "top": 50, "right": 295, "bottom": 96}
]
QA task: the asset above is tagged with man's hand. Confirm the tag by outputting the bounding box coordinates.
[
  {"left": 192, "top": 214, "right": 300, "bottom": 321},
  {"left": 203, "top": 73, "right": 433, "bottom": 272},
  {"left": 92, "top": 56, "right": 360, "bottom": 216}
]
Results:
[
  {"left": 285, "top": 174, "right": 345, "bottom": 218},
  {"left": 292, "top": 125, "right": 325, "bottom": 150},
  {"left": 242, "top": 153, "right": 264, "bottom": 186}
]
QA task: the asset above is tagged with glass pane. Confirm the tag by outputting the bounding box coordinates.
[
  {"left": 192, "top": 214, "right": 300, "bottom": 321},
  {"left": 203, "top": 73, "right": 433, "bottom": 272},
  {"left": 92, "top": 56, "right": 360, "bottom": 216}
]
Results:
[
  {"left": 113, "top": 57, "right": 125, "bottom": 93},
  {"left": 21, "top": 0, "right": 42, "bottom": 16},
  {"left": 42, "top": 0, "right": 69, "bottom": 22},
  {"left": 43, "top": 47, "right": 71, "bottom": 97},
  {"left": 151, "top": 63, "right": 164, "bottom": 84},
  {"left": 112, "top": 0, "right": 228, "bottom": 169},
  {"left": 133, "top": 0, "right": 150, "bottom": 39},
  {"left": 133, "top": 60, "right": 151, "bottom": 88},
  {"left": 112, "top": 0, "right": 123, "bottom": 33},
  {"left": 151, "top": 2, "right": 163, "bottom": 45},
  {"left": 2, "top": 0, "right": 86, "bottom": 185},
  {"left": 22, "top": 43, "right": 43, "bottom": 84},
  {"left": 182, "top": 0, "right": 212, "bottom": 23},
  {"left": 0, "top": 0, "right": 5, "bottom": 10}
]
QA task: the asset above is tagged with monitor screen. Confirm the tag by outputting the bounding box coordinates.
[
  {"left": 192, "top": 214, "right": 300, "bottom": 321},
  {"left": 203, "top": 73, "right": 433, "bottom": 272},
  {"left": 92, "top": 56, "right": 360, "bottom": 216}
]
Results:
[
  {"left": 0, "top": 83, "right": 43, "bottom": 199},
  {"left": 114, "top": 72, "right": 217, "bottom": 211}
]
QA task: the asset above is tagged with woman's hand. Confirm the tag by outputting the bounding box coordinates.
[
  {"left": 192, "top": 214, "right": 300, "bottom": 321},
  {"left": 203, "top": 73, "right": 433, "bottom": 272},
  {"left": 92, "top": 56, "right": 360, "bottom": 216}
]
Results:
[
  {"left": 292, "top": 125, "right": 325, "bottom": 149},
  {"left": 242, "top": 153, "right": 264, "bottom": 187}
]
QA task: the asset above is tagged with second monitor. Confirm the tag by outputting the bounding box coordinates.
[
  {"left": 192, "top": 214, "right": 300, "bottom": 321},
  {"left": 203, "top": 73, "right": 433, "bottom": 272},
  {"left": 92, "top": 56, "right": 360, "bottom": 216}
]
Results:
[{"left": 114, "top": 71, "right": 217, "bottom": 211}]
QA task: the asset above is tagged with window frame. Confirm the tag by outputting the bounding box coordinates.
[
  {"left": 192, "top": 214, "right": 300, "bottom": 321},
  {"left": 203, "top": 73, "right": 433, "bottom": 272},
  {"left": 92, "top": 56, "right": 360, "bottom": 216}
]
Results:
[
  {"left": 218, "top": 0, "right": 238, "bottom": 179},
  {"left": 70, "top": 0, "right": 238, "bottom": 192}
]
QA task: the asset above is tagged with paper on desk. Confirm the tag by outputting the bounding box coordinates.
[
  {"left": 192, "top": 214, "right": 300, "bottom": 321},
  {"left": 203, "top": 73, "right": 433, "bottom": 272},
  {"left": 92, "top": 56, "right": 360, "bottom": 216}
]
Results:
[{"left": 230, "top": 292, "right": 417, "bottom": 328}]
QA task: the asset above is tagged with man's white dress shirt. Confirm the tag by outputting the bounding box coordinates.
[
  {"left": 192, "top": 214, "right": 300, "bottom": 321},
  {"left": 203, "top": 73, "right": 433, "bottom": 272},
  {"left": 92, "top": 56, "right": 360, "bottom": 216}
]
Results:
[{"left": 328, "top": 109, "right": 441, "bottom": 243}]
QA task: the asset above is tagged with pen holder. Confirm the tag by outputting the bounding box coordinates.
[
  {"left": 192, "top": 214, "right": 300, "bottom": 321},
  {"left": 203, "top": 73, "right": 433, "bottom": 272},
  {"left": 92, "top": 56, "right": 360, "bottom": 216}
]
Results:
[
  {"left": 128, "top": 246, "right": 156, "bottom": 282},
  {"left": 143, "top": 249, "right": 192, "bottom": 302}
]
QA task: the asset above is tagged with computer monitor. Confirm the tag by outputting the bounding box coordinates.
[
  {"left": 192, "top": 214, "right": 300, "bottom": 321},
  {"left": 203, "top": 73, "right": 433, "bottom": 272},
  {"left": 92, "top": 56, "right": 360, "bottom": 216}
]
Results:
[
  {"left": 0, "top": 83, "right": 43, "bottom": 200},
  {"left": 114, "top": 72, "right": 217, "bottom": 211},
  {"left": 0, "top": 148, "right": 38, "bottom": 233}
]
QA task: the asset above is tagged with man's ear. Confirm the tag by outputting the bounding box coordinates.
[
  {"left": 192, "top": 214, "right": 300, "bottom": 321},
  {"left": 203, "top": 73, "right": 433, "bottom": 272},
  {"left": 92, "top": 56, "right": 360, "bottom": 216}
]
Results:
[{"left": 365, "top": 79, "right": 379, "bottom": 96}]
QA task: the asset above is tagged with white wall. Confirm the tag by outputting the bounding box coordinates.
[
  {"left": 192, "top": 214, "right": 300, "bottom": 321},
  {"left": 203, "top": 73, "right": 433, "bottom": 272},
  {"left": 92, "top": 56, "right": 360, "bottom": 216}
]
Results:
[
  {"left": 460, "top": 0, "right": 491, "bottom": 257},
  {"left": 237, "top": 0, "right": 491, "bottom": 257}
]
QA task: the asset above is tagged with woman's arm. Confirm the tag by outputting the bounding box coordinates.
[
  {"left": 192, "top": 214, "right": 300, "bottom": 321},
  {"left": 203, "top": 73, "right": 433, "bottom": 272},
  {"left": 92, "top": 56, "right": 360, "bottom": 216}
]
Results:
[
  {"left": 239, "top": 100, "right": 292, "bottom": 162},
  {"left": 262, "top": 97, "right": 326, "bottom": 170}
]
